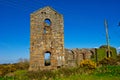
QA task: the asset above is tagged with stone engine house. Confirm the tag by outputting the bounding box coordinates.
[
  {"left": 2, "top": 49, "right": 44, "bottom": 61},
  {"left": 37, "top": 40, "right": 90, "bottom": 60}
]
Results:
[
  {"left": 29, "top": 6, "right": 65, "bottom": 71},
  {"left": 29, "top": 6, "right": 117, "bottom": 71}
]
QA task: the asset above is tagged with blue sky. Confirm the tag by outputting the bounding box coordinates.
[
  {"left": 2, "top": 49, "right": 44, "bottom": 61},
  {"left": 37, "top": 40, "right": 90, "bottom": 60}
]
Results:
[{"left": 0, "top": 0, "right": 120, "bottom": 63}]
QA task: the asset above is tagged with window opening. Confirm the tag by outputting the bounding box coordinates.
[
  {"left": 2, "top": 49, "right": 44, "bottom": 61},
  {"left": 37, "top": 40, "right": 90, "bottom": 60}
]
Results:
[
  {"left": 107, "top": 51, "right": 112, "bottom": 57},
  {"left": 44, "top": 51, "right": 51, "bottom": 66},
  {"left": 44, "top": 19, "right": 51, "bottom": 26},
  {"left": 83, "top": 53, "right": 85, "bottom": 60}
]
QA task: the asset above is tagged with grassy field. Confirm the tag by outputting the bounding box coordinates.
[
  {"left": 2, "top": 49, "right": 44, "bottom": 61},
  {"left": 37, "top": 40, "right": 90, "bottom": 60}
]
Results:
[
  {"left": 0, "top": 74, "right": 120, "bottom": 80},
  {"left": 58, "top": 74, "right": 120, "bottom": 80},
  {"left": 0, "top": 65, "right": 120, "bottom": 80},
  {"left": 1, "top": 58, "right": 120, "bottom": 80}
]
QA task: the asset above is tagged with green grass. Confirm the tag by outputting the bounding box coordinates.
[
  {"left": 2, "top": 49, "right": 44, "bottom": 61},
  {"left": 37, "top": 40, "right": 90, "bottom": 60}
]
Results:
[
  {"left": 1, "top": 74, "right": 120, "bottom": 80},
  {"left": 58, "top": 74, "right": 120, "bottom": 80},
  {"left": 0, "top": 77, "right": 14, "bottom": 80},
  {"left": 0, "top": 65, "right": 120, "bottom": 80}
]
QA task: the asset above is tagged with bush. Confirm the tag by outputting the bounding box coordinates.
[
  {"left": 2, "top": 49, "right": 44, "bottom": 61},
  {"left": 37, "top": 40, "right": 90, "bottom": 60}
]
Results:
[
  {"left": 26, "top": 70, "right": 56, "bottom": 80},
  {"left": 80, "top": 59, "right": 96, "bottom": 69},
  {"left": 0, "top": 59, "right": 29, "bottom": 77},
  {"left": 94, "top": 65, "right": 120, "bottom": 76},
  {"left": 116, "top": 54, "right": 120, "bottom": 61},
  {"left": 99, "top": 57, "right": 117, "bottom": 66},
  {"left": 26, "top": 67, "right": 84, "bottom": 80},
  {"left": 0, "top": 64, "right": 16, "bottom": 76}
]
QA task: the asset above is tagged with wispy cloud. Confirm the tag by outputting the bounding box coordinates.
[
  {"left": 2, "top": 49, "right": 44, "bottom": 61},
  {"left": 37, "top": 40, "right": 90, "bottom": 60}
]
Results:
[
  {"left": 117, "top": 47, "right": 120, "bottom": 50},
  {"left": 94, "top": 47, "right": 99, "bottom": 48}
]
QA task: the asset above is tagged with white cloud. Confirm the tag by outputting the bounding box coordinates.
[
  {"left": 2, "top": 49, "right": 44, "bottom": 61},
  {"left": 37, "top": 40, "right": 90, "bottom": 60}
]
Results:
[
  {"left": 94, "top": 47, "right": 99, "bottom": 48},
  {"left": 117, "top": 47, "right": 120, "bottom": 50}
]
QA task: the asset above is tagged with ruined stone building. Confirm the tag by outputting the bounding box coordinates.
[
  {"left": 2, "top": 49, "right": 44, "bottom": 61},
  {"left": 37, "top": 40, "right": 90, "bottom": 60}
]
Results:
[
  {"left": 29, "top": 6, "right": 117, "bottom": 71},
  {"left": 64, "top": 46, "right": 117, "bottom": 67},
  {"left": 64, "top": 48, "right": 95, "bottom": 67},
  {"left": 29, "top": 6, "right": 65, "bottom": 71}
]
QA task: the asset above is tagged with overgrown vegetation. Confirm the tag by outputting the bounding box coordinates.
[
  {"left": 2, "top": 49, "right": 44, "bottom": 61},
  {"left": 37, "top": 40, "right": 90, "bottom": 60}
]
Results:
[
  {"left": 96, "top": 45, "right": 117, "bottom": 62},
  {"left": 0, "top": 65, "right": 120, "bottom": 80},
  {"left": 99, "top": 57, "right": 117, "bottom": 65},
  {"left": 0, "top": 55, "right": 120, "bottom": 80},
  {"left": 80, "top": 59, "right": 96, "bottom": 69},
  {"left": 0, "top": 59, "right": 29, "bottom": 77}
]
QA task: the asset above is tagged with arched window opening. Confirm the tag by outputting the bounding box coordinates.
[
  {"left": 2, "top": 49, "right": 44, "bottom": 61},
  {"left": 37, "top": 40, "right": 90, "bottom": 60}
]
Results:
[
  {"left": 110, "top": 51, "right": 112, "bottom": 57},
  {"left": 90, "top": 51, "right": 94, "bottom": 58},
  {"left": 41, "top": 12, "right": 43, "bottom": 14},
  {"left": 83, "top": 53, "right": 85, "bottom": 60},
  {"left": 71, "top": 50, "right": 75, "bottom": 59},
  {"left": 44, "top": 51, "right": 51, "bottom": 66},
  {"left": 44, "top": 19, "right": 51, "bottom": 26},
  {"left": 107, "top": 51, "right": 109, "bottom": 58},
  {"left": 106, "top": 51, "right": 112, "bottom": 58}
]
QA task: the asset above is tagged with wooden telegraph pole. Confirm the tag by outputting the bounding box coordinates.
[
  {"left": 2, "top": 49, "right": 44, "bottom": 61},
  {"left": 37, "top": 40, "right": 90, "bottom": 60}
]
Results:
[{"left": 104, "top": 19, "right": 111, "bottom": 57}]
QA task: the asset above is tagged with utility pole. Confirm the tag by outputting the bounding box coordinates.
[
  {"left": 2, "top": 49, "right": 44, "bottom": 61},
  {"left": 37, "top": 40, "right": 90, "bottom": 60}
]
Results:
[{"left": 104, "top": 19, "right": 111, "bottom": 57}]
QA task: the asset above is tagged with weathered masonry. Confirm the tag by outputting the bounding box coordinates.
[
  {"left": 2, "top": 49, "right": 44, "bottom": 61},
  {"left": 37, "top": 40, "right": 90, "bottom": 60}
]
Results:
[
  {"left": 29, "top": 6, "right": 117, "bottom": 71},
  {"left": 29, "top": 6, "right": 65, "bottom": 71}
]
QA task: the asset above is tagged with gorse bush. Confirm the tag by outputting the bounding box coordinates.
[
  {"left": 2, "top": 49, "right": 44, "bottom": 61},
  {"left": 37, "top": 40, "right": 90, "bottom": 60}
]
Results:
[{"left": 80, "top": 59, "right": 96, "bottom": 69}]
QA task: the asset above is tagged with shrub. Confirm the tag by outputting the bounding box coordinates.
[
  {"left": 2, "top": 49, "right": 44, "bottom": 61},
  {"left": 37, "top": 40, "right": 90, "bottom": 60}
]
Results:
[
  {"left": 116, "top": 54, "right": 120, "bottom": 61},
  {"left": 14, "top": 59, "right": 29, "bottom": 70},
  {"left": 80, "top": 59, "right": 96, "bottom": 69},
  {"left": 0, "top": 64, "right": 16, "bottom": 76},
  {"left": 94, "top": 65, "right": 120, "bottom": 76},
  {"left": 0, "top": 59, "right": 29, "bottom": 77},
  {"left": 99, "top": 57, "right": 117, "bottom": 66},
  {"left": 26, "top": 70, "right": 56, "bottom": 80}
]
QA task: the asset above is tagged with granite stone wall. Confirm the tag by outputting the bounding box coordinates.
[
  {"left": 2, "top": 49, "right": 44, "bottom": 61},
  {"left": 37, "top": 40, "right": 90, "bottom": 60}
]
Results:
[
  {"left": 29, "top": 6, "right": 65, "bottom": 71},
  {"left": 65, "top": 48, "right": 94, "bottom": 67}
]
